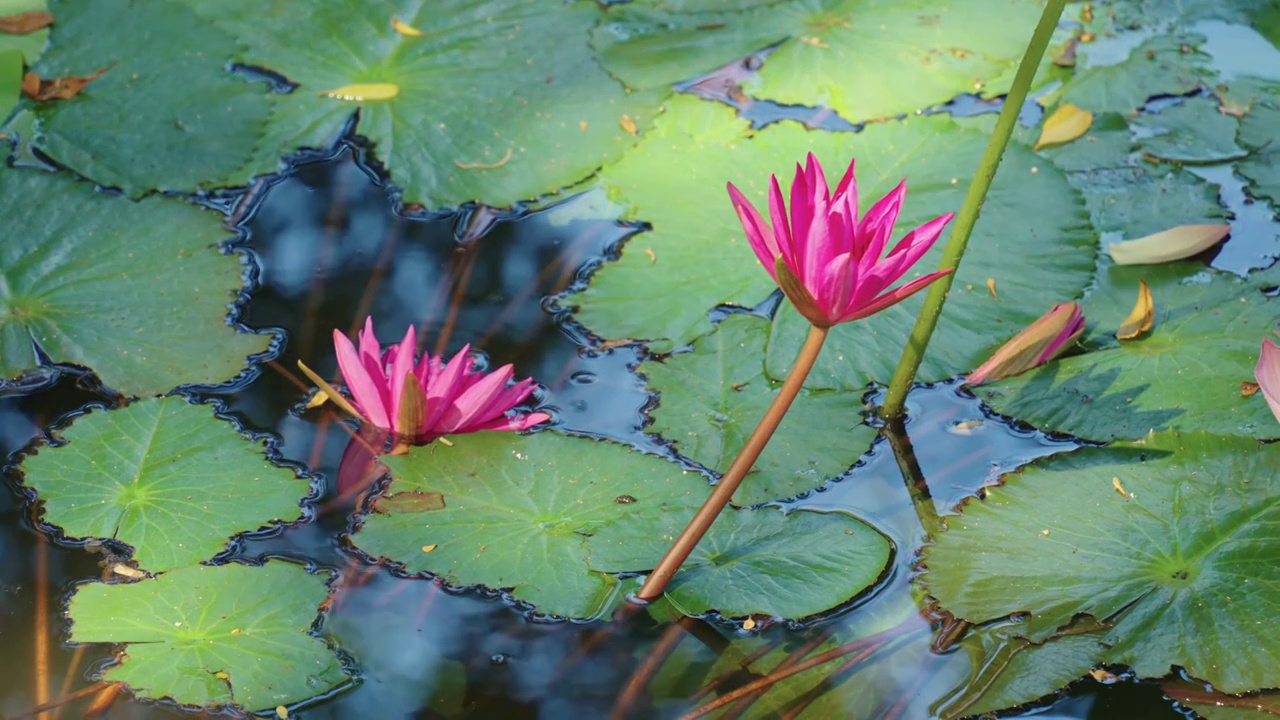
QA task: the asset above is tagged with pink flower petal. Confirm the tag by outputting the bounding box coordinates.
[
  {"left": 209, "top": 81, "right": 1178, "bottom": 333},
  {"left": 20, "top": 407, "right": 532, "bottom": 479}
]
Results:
[
  {"left": 1256, "top": 338, "right": 1280, "bottom": 425},
  {"left": 441, "top": 365, "right": 516, "bottom": 432},
  {"left": 387, "top": 325, "right": 418, "bottom": 432},
  {"left": 835, "top": 269, "right": 952, "bottom": 324},
  {"left": 767, "top": 174, "right": 795, "bottom": 261},
  {"left": 334, "top": 328, "right": 391, "bottom": 429},
  {"left": 857, "top": 181, "right": 906, "bottom": 260},
  {"left": 728, "top": 182, "right": 781, "bottom": 280}
]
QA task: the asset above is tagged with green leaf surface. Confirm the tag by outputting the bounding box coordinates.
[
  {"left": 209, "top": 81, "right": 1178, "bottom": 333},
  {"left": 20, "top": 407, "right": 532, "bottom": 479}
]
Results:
[
  {"left": 1238, "top": 96, "right": 1280, "bottom": 206},
  {"left": 69, "top": 562, "right": 348, "bottom": 711},
  {"left": 180, "top": 0, "right": 661, "bottom": 209},
  {"left": 1064, "top": 35, "right": 1212, "bottom": 116},
  {"left": 0, "top": 0, "right": 49, "bottom": 62},
  {"left": 976, "top": 262, "right": 1279, "bottom": 441},
  {"left": 351, "top": 431, "right": 703, "bottom": 619},
  {"left": 588, "top": 506, "right": 890, "bottom": 619},
  {"left": 23, "top": 396, "right": 309, "bottom": 572},
  {"left": 0, "top": 164, "right": 270, "bottom": 394},
  {"left": 573, "top": 96, "right": 1094, "bottom": 390},
  {"left": 923, "top": 432, "right": 1280, "bottom": 692},
  {"left": 0, "top": 47, "right": 18, "bottom": 125},
  {"left": 1134, "top": 95, "right": 1247, "bottom": 163},
  {"left": 29, "top": 0, "right": 272, "bottom": 197},
  {"left": 643, "top": 314, "right": 876, "bottom": 505},
  {"left": 595, "top": 0, "right": 1043, "bottom": 123}
]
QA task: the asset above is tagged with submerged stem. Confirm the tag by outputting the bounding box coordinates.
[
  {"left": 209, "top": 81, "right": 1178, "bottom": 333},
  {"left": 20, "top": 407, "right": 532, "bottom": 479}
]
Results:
[
  {"left": 880, "top": 0, "right": 1069, "bottom": 421},
  {"left": 633, "top": 324, "right": 829, "bottom": 602}
]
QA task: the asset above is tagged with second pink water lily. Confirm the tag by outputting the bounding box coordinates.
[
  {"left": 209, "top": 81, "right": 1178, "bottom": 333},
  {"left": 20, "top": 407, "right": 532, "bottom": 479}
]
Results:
[
  {"left": 728, "top": 153, "right": 955, "bottom": 327},
  {"left": 300, "top": 317, "right": 549, "bottom": 444}
]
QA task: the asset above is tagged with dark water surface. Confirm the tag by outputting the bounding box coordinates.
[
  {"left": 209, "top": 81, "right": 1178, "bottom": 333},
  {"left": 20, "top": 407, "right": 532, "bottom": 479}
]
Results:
[{"left": 0, "top": 144, "right": 1212, "bottom": 719}]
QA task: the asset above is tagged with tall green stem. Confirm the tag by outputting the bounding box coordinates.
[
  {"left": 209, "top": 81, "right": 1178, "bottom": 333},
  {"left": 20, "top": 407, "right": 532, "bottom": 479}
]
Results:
[
  {"left": 634, "top": 324, "right": 829, "bottom": 602},
  {"left": 880, "top": 0, "right": 1068, "bottom": 421}
]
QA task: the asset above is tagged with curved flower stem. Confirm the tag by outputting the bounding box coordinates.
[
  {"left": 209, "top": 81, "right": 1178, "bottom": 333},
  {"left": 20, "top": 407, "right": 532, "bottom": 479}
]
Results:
[
  {"left": 634, "top": 324, "right": 830, "bottom": 602},
  {"left": 880, "top": 0, "right": 1069, "bottom": 421}
]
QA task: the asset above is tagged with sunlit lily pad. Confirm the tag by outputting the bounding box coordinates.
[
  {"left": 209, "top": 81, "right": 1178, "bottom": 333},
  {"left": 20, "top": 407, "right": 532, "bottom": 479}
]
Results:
[
  {"left": 1238, "top": 96, "right": 1280, "bottom": 206},
  {"left": 1064, "top": 35, "right": 1211, "bottom": 116},
  {"left": 25, "top": 0, "right": 271, "bottom": 197},
  {"left": 573, "top": 96, "right": 1095, "bottom": 391},
  {"left": 588, "top": 505, "right": 890, "bottom": 619},
  {"left": 1133, "top": 95, "right": 1247, "bottom": 164},
  {"left": 642, "top": 314, "right": 877, "bottom": 506},
  {"left": 924, "top": 432, "right": 1280, "bottom": 692},
  {"left": 22, "top": 396, "right": 309, "bottom": 572},
  {"left": 595, "top": 0, "right": 1044, "bottom": 123},
  {"left": 351, "top": 431, "right": 703, "bottom": 619},
  {"left": 976, "top": 262, "right": 1279, "bottom": 441},
  {"left": 178, "top": 0, "right": 661, "bottom": 209},
  {"left": 0, "top": 164, "right": 271, "bottom": 394},
  {"left": 68, "top": 562, "right": 349, "bottom": 711}
]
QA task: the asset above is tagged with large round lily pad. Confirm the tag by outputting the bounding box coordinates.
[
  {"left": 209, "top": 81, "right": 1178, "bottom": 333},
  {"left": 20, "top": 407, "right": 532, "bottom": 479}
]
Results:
[
  {"left": 178, "top": 0, "right": 662, "bottom": 209},
  {"left": 923, "top": 432, "right": 1280, "bottom": 693},
  {"left": 351, "top": 431, "right": 704, "bottom": 619},
  {"left": 68, "top": 561, "right": 349, "bottom": 711},
  {"left": 0, "top": 163, "right": 271, "bottom": 395},
  {"left": 976, "top": 262, "right": 1279, "bottom": 441},
  {"left": 642, "top": 314, "right": 877, "bottom": 506},
  {"left": 23, "top": 396, "right": 310, "bottom": 572}
]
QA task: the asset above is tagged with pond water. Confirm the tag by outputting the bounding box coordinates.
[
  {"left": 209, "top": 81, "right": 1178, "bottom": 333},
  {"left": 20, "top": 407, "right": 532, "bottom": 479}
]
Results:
[{"left": 1, "top": 145, "right": 1224, "bottom": 718}]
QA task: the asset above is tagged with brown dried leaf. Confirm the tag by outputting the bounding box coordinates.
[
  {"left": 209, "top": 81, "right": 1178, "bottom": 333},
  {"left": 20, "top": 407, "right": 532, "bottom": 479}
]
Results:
[
  {"left": 619, "top": 114, "right": 638, "bottom": 135},
  {"left": 1116, "top": 279, "right": 1154, "bottom": 340},
  {"left": 1242, "top": 380, "right": 1261, "bottom": 397},
  {"left": 1109, "top": 224, "right": 1230, "bottom": 265},
  {"left": 22, "top": 64, "right": 113, "bottom": 101},
  {"left": 0, "top": 10, "right": 53, "bottom": 34},
  {"left": 1035, "top": 103, "right": 1092, "bottom": 150}
]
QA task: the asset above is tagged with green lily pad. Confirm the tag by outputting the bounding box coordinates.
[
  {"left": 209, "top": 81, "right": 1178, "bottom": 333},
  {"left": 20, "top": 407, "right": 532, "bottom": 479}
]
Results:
[
  {"left": 573, "top": 95, "right": 1095, "bottom": 390},
  {"left": 588, "top": 505, "right": 890, "bottom": 619},
  {"left": 1238, "top": 96, "right": 1280, "bottom": 206},
  {"left": 23, "top": 396, "right": 309, "bottom": 572},
  {"left": 351, "top": 431, "right": 703, "bottom": 619},
  {"left": 68, "top": 562, "right": 349, "bottom": 711},
  {"left": 976, "top": 262, "right": 1278, "bottom": 441},
  {"left": 595, "top": 0, "right": 1044, "bottom": 123},
  {"left": 179, "top": 0, "right": 661, "bottom": 209},
  {"left": 0, "top": 48, "right": 19, "bottom": 126},
  {"left": 0, "top": 164, "right": 270, "bottom": 394},
  {"left": 923, "top": 432, "right": 1280, "bottom": 692},
  {"left": 0, "top": 0, "right": 49, "bottom": 63},
  {"left": 642, "top": 314, "right": 876, "bottom": 506},
  {"left": 28, "top": 0, "right": 271, "bottom": 197},
  {"left": 1134, "top": 95, "right": 1247, "bottom": 164},
  {"left": 1064, "top": 35, "right": 1211, "bottom": 116}
]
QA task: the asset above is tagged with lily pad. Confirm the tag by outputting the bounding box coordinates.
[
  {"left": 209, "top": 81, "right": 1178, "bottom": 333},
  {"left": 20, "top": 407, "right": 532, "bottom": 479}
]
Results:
[
  {"left": 27, "top": 0, "right": 272, "bottom": 197},
  {"left": 588, "top": 505, "right": 890, "bottom": 619},
  {"left": 976, "top": 262, "right": 1279, "bottom": 441},
  {"left": 642, "top": 314, "right": 877, "bottom": 506},
  {"left": 923, "top": 432, "right": 1280, "bottom": 692},
  {"left": 595, "top": 0, "right": 1044, "bottom": 123},
  {"left": 1133, "top": 95, "right": 1247, "bottom": 164},
  {"left": 1238, "top": 96, "right": 1280, "bottom": 206},
  {"left": 23, "top": 396, "right": 308, "bottom": 572},
  {"left": 180, "top": 0, "right": 661, "bottom": 209},
  {"left": 0, "top": 0, "right": 50, "bottom": 63},
  {"left": 1063, "top": 35, "right": 1211, "bottom": 116},
  {"left": 0, "top": 48, "right": 18, "bottom": 125},
  {"left": 68, "top": 561, "right": 349, "bottom": 711},
  {"left": 0, "top": 164, "right": 271, "bottom": 394},
  {"left": 573, "top": 95, "right": 1095, "bottom": 390},
  {"left": 351, "top": 431, "right": 703, "bottom": 619}
]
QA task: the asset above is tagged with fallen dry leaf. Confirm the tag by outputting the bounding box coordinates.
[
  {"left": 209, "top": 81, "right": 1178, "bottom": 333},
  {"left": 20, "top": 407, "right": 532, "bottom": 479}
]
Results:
[
  {"left": 374, "top": 490, "right": 446, "bottom": 514},
  {"left": 391, "top": 17, "right": 423, "bottom": 36},
  {"left": 1035, "top": 103, "right": 1093, "bottom": 150},
  {"left": 453, "top": 147, "right": 513, "bottom": 169},
  {"left": 1242, "top": 380, "right": 1261, "bottom": 397},
  {"left": 619, "top": 114, "right": 637, "bottom": 135},
  {"left": 320, "top": 82, "right": 400, "bottom": 102},
  {"left": 1089, "top": 668, "right": 1118, "bottom": 683},
  {"left": 742, "top": 617, "right": 756, "bottom": 630},
  {"left": 597, "top": 338, "right": 636, "bottom": 351},
  {"left": 0, "top": 10, "right": 53, "bottom": 34},
  {"left": 986, "top": 277, "right": 998, "bottom": 298},
  {"left": 304, "top": 389, "right": 329, "bottom": 409},
  {"left": 22, "top": 64, "right": 113, "bottom": 101},
  {"left": 1112, "top": 477, "right": 1129, "bottom": 501},
  {"left": 421, "top": 544, "right": 438, "bottom": 553},
  {"left": 110, "top": 563, "right": 145, "bottom": 579},
  {"left": 1109, "top": 224, "right": 1230, "bottom": 265},
  {"left": 1116, "top": 279, "right": 1154, "bottom": 340}
]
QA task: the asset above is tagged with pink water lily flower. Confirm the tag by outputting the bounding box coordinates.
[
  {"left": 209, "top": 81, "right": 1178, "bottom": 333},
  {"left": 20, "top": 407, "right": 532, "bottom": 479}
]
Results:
[
  {"left": 1255, "top": 337, "right": 1280, "bottom": 424},
  {"left": 728, "top": 153, "right": 955, "bottom": 328},
  {"left": 304, "top": 317, "right": 549, "bottom": 444}
]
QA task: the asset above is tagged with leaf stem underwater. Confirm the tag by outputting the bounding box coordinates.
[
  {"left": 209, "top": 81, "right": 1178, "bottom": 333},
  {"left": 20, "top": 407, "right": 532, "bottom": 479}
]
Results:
[
  {"left": 880, "top": 0, "right": 1070, "bottom": 420},
  {"left": 633, "top": 324, "right": 829, "bottom": 602}
]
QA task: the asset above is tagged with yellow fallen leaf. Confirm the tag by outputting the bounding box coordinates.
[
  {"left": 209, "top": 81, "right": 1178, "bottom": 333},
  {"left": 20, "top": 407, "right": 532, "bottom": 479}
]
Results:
[
  {"left": 215, "top": 671, "right": 231, "bottom": 682},
  {"left": 1116, "top": 279, "right": 1154, "bottom": 340},
  {"left": 1242, "top": 380, "right": 1261, "bottom": 397},
  {"left": 1112, "top": 477, "right": 1128, "bottom": 501},
  {"left": 320, "top": 82, "right": 400, "bottom": 102},
  {"left": 296, "top": 360, "right": 361, "bottom": 418},
  {"left": 392, "top": 17, "right": 423, "bottom": 36},
  {"left": 110, "top": 563, "right": 145, "bottom": 579},
  {"left": 742, "top": 617, "right": 756, "bottom": 630},
  {"left": 1109, "top": 224, "right": 1230, "bottom": 265},
  {"left": 276, "top": 706, "right": 288, "bottom": 720},
  {"left": 1035, "top": 103, "right": 1092, "bottom": 150},
  {"left": 422, "top": 544, "right": 438, "bottom": 553},
  {"left": 986, "top": 277, "right": 998, "bottom": 298},
  {"left": 304, "top": 390, "right": 329, "bottom": 409},
  {"left": 619, "top": 114, "right": 638, "bottom": 135}
]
